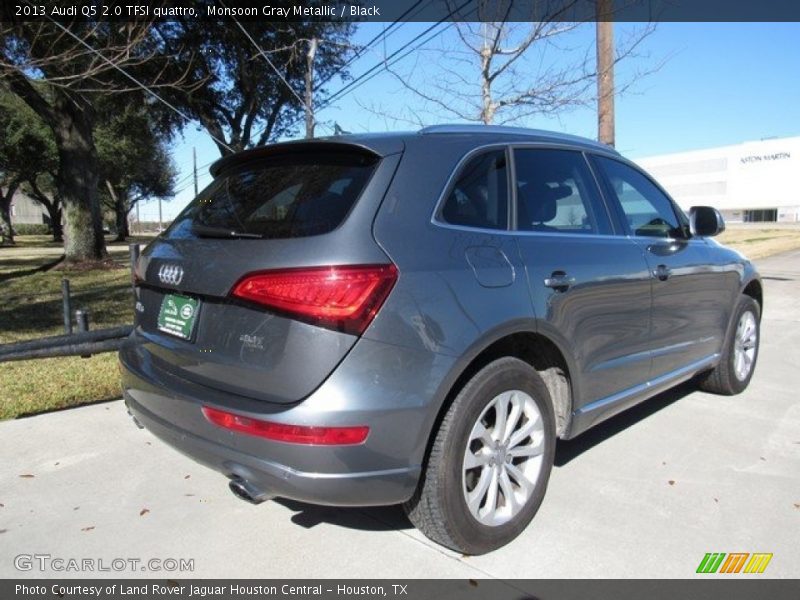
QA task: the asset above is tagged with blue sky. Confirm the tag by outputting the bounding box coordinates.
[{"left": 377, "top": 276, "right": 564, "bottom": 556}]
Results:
[{"left": 142, "top": 21, "right": 800, "bottom": 221}]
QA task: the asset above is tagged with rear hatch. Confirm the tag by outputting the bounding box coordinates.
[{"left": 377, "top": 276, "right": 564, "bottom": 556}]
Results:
[{"left": 132, "top": 141, "right": 402, "bottom": 404}]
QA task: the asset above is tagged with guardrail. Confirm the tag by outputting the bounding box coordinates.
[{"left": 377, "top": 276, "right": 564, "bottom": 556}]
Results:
[{"left": 0, "top": 244, "right": 140, "bottom": 364}]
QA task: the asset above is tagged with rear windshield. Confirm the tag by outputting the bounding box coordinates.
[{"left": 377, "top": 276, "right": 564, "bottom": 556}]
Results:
[{"left": 164, "top": 152, "right": 378, "bottom": 239}]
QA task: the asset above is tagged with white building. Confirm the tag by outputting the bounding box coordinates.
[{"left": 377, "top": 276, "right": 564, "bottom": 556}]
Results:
[{"left": 635, "top": 136, "right": 800, "bottom": 223}]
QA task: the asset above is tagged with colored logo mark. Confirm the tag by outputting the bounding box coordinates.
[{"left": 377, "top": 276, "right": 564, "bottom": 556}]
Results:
[{"left": 696, "top": 552, "right": 773, "bottom": 574}]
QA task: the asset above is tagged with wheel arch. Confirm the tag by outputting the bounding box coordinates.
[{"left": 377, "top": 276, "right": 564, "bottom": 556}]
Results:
[
  {"left": 418, "top": 326, "right": 576, "bottom": 477},
  {"left": 742, "top": 277, "right": 763, "bottom": 314}
]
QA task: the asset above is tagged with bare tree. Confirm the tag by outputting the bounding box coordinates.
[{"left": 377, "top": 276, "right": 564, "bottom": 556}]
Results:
[
  {"left": 0, "top": 19, "right": 198, "bottom": 263},
  {"left": 359, "top": 2, "right": 658, "bottom": 130}
]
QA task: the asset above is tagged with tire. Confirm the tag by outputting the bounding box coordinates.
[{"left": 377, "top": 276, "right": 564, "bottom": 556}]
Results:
[
  {"left": 404, "top": 357, "right": 556, "bottom": 555},
  {"left": 699, "top": 295, "right": 760, "bottom": 395}
]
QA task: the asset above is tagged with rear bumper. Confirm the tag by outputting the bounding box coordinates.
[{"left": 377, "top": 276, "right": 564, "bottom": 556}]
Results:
[
  {"left": 118, "top": 331, "right": 455, "bottom": 507},
  {"left": 124, "top": 392, "right": 418, "bottom": 506}
]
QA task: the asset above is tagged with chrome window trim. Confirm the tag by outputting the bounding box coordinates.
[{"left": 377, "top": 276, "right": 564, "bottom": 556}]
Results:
[{"left": 430, "top": 141, "right": 621, "bottom": 237}]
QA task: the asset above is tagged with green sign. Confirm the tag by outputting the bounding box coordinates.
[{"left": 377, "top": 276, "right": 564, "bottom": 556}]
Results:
[{"left": 157, "top": 293, "right": 200, "bottom": 340}]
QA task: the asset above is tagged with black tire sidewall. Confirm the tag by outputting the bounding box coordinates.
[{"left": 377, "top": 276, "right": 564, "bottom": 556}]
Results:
[{"left": 437, "top": 358, "right": 556, "bottom": 554}]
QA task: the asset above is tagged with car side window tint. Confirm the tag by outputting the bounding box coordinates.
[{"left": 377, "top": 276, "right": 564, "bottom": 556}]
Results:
[
  {"left": 595, "top": 156, "right": 686, "bottom": 239},
  {"left": 513, "top": 149, "right": 611, "bottom": 235},
  {"left": 441, "top": 150, "right": 509, "bottom": 230}
]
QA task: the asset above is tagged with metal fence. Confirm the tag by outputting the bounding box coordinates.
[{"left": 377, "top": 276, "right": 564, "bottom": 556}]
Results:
[{"left": 0, "top": 245, "right": 139, "bottom": 363}]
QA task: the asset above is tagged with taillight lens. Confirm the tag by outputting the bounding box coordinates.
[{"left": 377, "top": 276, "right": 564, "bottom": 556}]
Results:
[
  {"left": 231, "top": 264, "right": 397, "bottom": 335},
  {"left": 202, "top": 406, "right": 369, "bottom": 445}
]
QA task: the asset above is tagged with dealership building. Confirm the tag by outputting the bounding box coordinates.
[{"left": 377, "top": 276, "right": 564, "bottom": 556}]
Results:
[{"left": 635, "top": 135, "right": 800, "bottom": 223}]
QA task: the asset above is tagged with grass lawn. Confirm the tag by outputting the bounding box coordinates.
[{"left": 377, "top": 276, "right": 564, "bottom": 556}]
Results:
[
  {"left": 0, "top": 237, "right": 140, "bottom": 419},
  {"left": 717, "top": 226, "right": 800, "bottom": 259}
]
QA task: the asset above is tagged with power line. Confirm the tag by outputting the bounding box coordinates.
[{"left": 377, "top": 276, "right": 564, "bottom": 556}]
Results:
[
  {"left": 314, "top": 0, "right": 430, "bottom": 90},
  {"left": 178, "top": 8, "right": 426, "bottom": 176},
  {"left": 177, "top": 1, "right": 476, "bottom": 190},
  {"left": 29, "top": 0, "right": 234, "bottom": 153},
  {"left": 324, "top": 27, "right": 447, "bottom": 105},
  {"left": 241, "top": 0, "right": 474, "bottom": 148},
  {"left": 224, "top": 7, "right": 313, "bottom": 117},
  {"left": 323, "top": 23, "right": 456, "bottom": 108}
]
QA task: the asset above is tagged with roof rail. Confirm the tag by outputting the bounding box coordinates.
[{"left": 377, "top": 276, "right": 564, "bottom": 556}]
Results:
[{"left": 418, "top": 124, "right": 614, "bottom": 151}]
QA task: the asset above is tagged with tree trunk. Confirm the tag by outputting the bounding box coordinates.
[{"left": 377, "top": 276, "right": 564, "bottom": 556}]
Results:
[
  {"left": 49, "top": 204, "right": 64, "bottom": 242},
  {"left": 305, "top": 37, "right": 318, "bottom": 139},
  {"left": 0, "top": 200, "right": 15, "bottom": 246},
  {"left": 52, "top": 91, "right": 107, "bottom": 262},
  {"left": 0, "top": 179, "right": 21, "bottom": 246},
  {"left": 109, "top": 185, "right": 130, "bottom": 242},
  {"left": 479, "top": 25, "right": 495, "bottom": 125},
  {"left": 26, "top": 178, "right": 63, "bottom": 242}
]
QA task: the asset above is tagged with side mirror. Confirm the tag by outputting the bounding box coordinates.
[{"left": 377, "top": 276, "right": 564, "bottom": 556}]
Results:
[{"left": 689, "top": 206, "right": 725, "bottom": 237}]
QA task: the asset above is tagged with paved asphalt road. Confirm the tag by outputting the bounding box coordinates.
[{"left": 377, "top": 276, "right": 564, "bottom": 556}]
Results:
[{"left": 1, "top": 251, "right": 798, "bottom": 579}]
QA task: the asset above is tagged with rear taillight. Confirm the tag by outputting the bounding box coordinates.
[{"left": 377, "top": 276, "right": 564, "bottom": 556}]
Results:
[
  {"left": 231, "top": 264, "right": 397, "bottom": 335},
  {"left": 202, "top": 406, "right": 369, "bottom": 445}
]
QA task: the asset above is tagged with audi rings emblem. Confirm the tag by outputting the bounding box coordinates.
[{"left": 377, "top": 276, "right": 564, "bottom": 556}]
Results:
[{"left": 158, "top": 264, "right": 184, "bottom": 286}]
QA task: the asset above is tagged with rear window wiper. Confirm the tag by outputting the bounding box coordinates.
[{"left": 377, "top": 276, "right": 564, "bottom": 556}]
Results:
[{"left": 192, "top": 224, "right": 263, "bottom": 239}]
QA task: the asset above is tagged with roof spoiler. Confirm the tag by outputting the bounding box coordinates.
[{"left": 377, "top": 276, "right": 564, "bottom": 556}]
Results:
[{"left": 209, "top": 140, "right": 383, "bottom": 178}]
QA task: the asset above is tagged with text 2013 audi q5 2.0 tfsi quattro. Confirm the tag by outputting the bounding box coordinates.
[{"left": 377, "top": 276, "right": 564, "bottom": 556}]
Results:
[{"left": 120, "top": 125, "right": 762, "bottom": 554}]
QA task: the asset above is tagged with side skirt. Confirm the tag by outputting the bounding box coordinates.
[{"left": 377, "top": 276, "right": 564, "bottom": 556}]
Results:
[{"left": 564, "top": 354, "right": 720, "bottom": 439}]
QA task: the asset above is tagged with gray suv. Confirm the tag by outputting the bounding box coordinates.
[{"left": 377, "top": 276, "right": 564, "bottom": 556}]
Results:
[{"left": 120, "top": 125, "right": 762, "bottom": 554}]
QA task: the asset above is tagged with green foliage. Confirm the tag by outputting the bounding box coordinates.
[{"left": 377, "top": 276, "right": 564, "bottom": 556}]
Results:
[
  {"left": 0, "top": 90, "right": 58, "bottom": 180},
  {"left": 94, "top": 102, "right": 178, "bottom": 208},
  {"left": 153, "top": 17, "right": 357, "bottom": 153}
]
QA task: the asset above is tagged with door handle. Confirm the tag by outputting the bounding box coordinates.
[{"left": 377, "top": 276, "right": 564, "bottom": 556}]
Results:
[
  {"left": 654, "top": 264, "right": 671, "bottom": 281},
  {"left": 544, "top": 271, "right": 575, "bottom": 292}
]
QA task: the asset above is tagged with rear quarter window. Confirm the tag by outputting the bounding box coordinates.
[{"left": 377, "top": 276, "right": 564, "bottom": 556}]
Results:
[
  {"left": 439, "top": 149, "right": 509, "bottom": 230},
  {"left": 165, "top": 152, "right": 378, "bottom": 239}
]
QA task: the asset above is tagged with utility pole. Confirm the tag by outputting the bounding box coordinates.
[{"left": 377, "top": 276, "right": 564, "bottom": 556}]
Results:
[
  {"left": 193, "top": 146, "right": 198, "bottom": 197},
  {"left": 597, "top": 0, "right": 615, "bottom": 147},
  {"left": 304, "top": 37, "right": 318, "bottom": 139},
  {"left": 158, "top": 197, "right": 163, "bottom": 233}
]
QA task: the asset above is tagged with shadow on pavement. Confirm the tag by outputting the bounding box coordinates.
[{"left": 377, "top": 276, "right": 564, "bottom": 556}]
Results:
[
  {"left": 272, "top": 381, "right": 700, "bottom": 532},
  {"left": 274, "top": 498, "right": 412, "bottom": 531}
]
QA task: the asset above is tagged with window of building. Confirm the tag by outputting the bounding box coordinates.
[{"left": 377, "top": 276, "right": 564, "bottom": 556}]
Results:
[{"left": 744, "top": 209, "right": 777, "bottom": 222}]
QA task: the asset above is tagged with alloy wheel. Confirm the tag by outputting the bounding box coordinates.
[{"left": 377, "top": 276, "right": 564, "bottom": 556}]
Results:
[{"left": 462, "top": 390, "right": 546, "bottom": 526}]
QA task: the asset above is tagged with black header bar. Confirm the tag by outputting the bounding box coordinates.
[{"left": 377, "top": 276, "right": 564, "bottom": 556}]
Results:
[{"left": 3, "top": 0, "right": 800, "bottom": 23}]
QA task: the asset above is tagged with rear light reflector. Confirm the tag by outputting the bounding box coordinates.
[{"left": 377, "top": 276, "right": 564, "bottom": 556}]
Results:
[
  {"left": 231, "top": 264, "right": 397, "bottom": 335},
  {"left": 202, "top": 406, "right": 369, "bottom": 445}
]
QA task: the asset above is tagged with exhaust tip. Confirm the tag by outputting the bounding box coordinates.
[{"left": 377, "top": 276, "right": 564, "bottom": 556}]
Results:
[{"left": 228, "top": 478, "right": 271, "bottom": 505}]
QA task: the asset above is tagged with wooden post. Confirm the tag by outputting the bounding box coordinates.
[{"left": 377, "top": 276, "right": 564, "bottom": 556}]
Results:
[{"left": 597, "top": 1, "right": 615, "bottom": 147}]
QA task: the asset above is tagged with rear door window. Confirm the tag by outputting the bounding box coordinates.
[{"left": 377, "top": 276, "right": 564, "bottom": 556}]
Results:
[
  {"left": 165, "top": 152, "right": 378, "bottom": 239},
  {"left": 513, "top": 148, "right": 612, "bottom": 235},
  {"left": 440, "top": 150, "right": 509, "bottom": 230}
]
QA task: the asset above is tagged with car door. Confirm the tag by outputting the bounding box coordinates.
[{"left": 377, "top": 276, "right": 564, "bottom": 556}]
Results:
[
  {"left": 511, "top": 147, "right": 653, "bottom": 408},
  {"left": 591, "top": 154, "right": 723, "bottom": 379}
]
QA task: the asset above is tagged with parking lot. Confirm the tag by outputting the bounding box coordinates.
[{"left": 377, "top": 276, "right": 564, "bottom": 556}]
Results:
[{"left": 1, "top": 250, "right": 798, "bottom": 579}]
